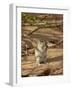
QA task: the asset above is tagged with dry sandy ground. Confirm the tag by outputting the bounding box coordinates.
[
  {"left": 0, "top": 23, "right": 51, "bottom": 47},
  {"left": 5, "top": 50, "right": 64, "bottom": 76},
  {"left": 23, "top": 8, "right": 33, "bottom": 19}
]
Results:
[
  {"left": 21, "top": 48, "right": 63, "bottom": 77},
  {"left": 21, "top": 13, "right": 63, "bottom": 77}
]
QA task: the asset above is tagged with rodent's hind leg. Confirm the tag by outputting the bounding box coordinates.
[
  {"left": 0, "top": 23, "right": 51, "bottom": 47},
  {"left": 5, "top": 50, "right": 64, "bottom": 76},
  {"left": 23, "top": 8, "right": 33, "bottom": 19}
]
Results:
[{"left": 36, "top": 57, "right": 41, "bottom": 66}]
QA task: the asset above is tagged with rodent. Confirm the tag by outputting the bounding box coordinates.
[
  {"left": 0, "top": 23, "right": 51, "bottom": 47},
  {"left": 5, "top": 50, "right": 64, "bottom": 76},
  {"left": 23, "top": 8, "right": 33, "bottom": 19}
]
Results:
[{"left": 35, "top": 40, "right": 48, "bottom": 65}]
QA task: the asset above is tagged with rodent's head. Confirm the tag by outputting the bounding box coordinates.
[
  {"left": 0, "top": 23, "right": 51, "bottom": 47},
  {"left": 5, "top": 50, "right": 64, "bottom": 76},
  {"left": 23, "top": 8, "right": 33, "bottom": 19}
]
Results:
[{"left": 37, "top": 40, "right": 48, "bottom": 49}]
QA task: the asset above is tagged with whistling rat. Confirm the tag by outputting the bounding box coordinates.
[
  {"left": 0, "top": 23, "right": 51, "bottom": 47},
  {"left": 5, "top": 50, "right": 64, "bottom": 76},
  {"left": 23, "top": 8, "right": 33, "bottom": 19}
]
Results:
[{"left": 35, "top": 40, "right": 48, "bottom": 65}]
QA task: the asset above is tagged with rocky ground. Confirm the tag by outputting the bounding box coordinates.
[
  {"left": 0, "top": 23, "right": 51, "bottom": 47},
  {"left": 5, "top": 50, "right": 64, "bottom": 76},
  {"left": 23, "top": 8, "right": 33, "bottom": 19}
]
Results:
[{"left": 21, "top": 13, "right": 63, "bottom": 77}]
